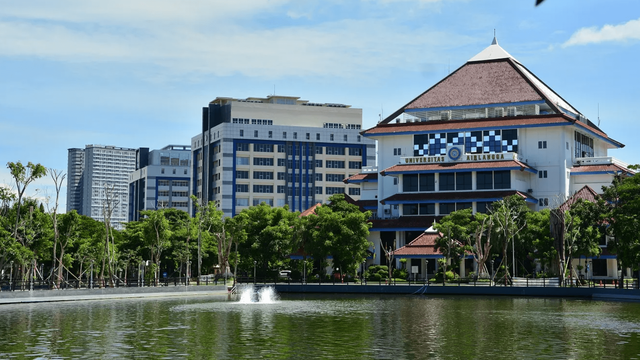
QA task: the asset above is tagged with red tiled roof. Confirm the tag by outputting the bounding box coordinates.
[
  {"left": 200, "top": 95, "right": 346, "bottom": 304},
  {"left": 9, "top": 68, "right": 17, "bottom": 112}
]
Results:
[
  {"left": 393, "top": 231, "right": 444, "bottom": 256},
  {"left": 380, "top": 190, "right": 534, "bottom": 204},
  {"left": 571, "top": 163, "right": 635, "bottom": 175},
  {"left": 558, "top": 185, "right": 600, "bottom": 212},
  {"left": 299, "top": 203, "right": 321, "bottom": 217},
  {"left": 343, "top": 172, "right": 378, "bottom": 183},
  {"left": 406, "top": 60, "right": 543, "bottom": 110},
  {"left": 380, "top": 160, "right": 534, "bottom": 175},
  {"left": 362, "top": 115, "right": 568, "bottom": 136}
]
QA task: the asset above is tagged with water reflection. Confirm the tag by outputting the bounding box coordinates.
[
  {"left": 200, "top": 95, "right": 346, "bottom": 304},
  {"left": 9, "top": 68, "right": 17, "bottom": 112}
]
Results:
[{"left": 1, "top": 295, "right": 640, "bottom": 359}]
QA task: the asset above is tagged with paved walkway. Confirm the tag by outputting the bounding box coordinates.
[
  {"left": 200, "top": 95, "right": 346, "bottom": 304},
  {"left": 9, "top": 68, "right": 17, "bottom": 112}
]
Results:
[{"left": 0, "top": 285, "right": 230, "bottom": 305}]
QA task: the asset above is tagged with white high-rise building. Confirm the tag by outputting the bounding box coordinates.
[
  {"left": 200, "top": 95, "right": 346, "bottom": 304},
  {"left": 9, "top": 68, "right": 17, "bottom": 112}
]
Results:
[{"left": 66, "top": 145, "right": 136, "bottom": 229}]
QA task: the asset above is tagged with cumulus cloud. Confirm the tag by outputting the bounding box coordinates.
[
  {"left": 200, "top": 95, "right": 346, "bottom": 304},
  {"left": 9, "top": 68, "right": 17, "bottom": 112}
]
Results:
[{"left": 563, "top": 17, "right": 640, "bottom": 47}]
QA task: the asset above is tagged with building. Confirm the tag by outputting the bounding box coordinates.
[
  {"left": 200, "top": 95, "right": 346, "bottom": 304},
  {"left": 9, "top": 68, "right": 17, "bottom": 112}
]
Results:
[
  {"left": 191, "top": 95, "right": 376, "bottom": 217},
  {"left": 66, "top": 145, "right": 136, "bottom": 229},
  {"left": 128, "top": 145, "right": 192, "bottom": 222},
  {"left": 347, "top": 37, "right": 634, "bottom": 278}
]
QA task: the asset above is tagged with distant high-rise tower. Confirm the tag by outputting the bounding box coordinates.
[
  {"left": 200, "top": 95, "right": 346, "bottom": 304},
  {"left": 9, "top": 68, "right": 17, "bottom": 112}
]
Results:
[{"left": 66, "top": 145, "right": 136, "bottom": 229}]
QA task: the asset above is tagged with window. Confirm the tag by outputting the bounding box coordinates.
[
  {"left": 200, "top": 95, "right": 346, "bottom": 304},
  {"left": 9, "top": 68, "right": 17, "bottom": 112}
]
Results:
[
  {"left": 315, "top": 187, "right": 323, "bottom": 194},
  {"left": 277, "top": 172, "right": 286, "bottom": 180},
  {"left": 419, "top": 174, "right": 435, "bottom": 192},
  {"left": 277, "top": 158, "right": 286, "bottom": 167},
  {"left": 254, "top": 130, "right": 258, "bottom": 138},
  {"left": 326, "top": 147, "right": 345, "bottom": 155},
  {"left": 326, "top": 187, "right": 344, "bottom": 195},
  {"left": 439, "top": 173, "right": 455, "bottom": 191},
  {"left": 440, "top": 203, "right": 455, "bottom": 215},
  {"left": 278, "top": 145, "right": 285, "bottom": 153},
  {"left": 315, "top": 173, "right": 323, "bottom": 181},
  {"left": 172, "top": 169, "right": 176, "bottom": 174},
  {"left": 236, "top": 184, "right": 249, "bottom": 192},
  {"left": 253, "top": 158, "right": 274, "bottom": 166},
  {"left": 538, "top": 141, "right": 547, "bottom": 149},
  {"left": 237, "top": 143, "right": 249, "bottom": 151},
  {"left": 419, "top": 203, "right": 435, "bottom": 215},
  {"left": 592, "top": 259, "right": 607, "bottom": 277},
  {"left": 283, "top": 132, "right": 287, "bottom": 139},
  {"left": 538, "top": 198, "right": 549, "bottom": 207},
  {"left": 315, "top": 160, "right": 323, "bottom": 168},
  {"left": 277, "top": 185, "right": 285, "bottom": 194},
  {"left": 357, "top": 135, "right": 361, "bottom": 142},
  {"left": 184, "top": 169, "right": 188, "bottom": 175},
  {"left": 393, "top": 178, "right": 398, "bottom": 185},
  {"left": 236, "top": 170, "right": 249, "bottom": 179},
  {"left": 456, "top": 173, "right": 472, "bottom": 191},
  {"left": 403, "top": 174, "right": 419, "bottom": 192},
  {"left": 161, "top": 168, "right": 165, "bottom": 174},
  {"left": 326, "top": 174, "right": 344, "bottom": 182},
  {"left": 171, "top": 191, "right": 189, "bottom": 197},
  {"left": 330, "top": 134, "right": 334, "bottom": 141},
  {"left": 239, "top": 130, "right": 244, "bottom": 137},
  {"left": 254, "top": 144, "right": 274, "bottom": 152},
  {"left": 236, "top": 157, "right": 249, "bottom": 166},
  {"left": 538, "top": 170, "right": 548, "bottom": 179},
  {"left": 253, "top": 198, "right": 273, "bottom": 206},
  {"left": 476, "top": 202, "right": 490, "bottom": 214},
  {"left": 306, "top": 133, "right": 310, "bottom": 140},
  {"left": 158, "top": 190, "right": 170, "bottom": 197},
  {"left": 349, "top": 161, "right": 362, "bottom": 169},
  {"left": 253, "top": 185, "right": 274, "bottom": 193},
  {"left": 326, "top": 160, "right": 345, "bottom": 168},
  {"left": 456, "top": 202, "right": 472, "bottom": 211},
  {"left": 477, "top": 171, "right": 493, "bottom": 190},
  {"left": 348, "top": 188, "right": 361, "bottom": 196},
  {"left": 494, "top": 171, "right": 511, "bottom": 189},
  {"left": 277, "top": 199, "right": 286, "bottom": 207},
  {"left": 404, "top": 204, "right": 419, "bottom": 215},
  {"left": 316, "top": 133, "right": 321, "bottom": 140},
  {"left": 268, "top": 131, "right": 273, "bottom": 138},
  {"left": 349, "top": 148, "right": 362, "bottom": 156},
  {"left": 393, "top": 148, "right": 402, "bottom": 156},
  {"left": 253, "top": 171, "right": 274, "bottom": 180},
  {"left": 293, "top": 132, "right": 297, "bottom": 139},
  {"left": 236, "top": 198, "right": 249, "bottom": 206},
  {"left": 344, "top": 134, "right": 348, "bottom": 142},
  {"left": 315, "top": 147, "right": 323, "bottom": 155}
]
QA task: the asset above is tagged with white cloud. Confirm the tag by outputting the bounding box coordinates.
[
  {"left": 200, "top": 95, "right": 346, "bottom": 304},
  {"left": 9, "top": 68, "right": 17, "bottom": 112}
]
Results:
[{"left": 563, "top": 17, "right": 640, "bottom": 47}]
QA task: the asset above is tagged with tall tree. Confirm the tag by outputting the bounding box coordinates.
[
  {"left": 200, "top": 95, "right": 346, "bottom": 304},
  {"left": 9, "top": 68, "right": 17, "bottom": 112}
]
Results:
[
  {"left": 434, "top": 209, "right": 473, "bottom": 276},
  {"left": 490, "top": 195, "right": 528, "bottom": 280},
  {"left": 141, "top": 209, "right": 172, "bottom": 283},
  {"left": 46, "top": 169, "right": 66, "bottom": 287},
  {"left": 6, "top": 161, "right": 46, "bottom": 241}
]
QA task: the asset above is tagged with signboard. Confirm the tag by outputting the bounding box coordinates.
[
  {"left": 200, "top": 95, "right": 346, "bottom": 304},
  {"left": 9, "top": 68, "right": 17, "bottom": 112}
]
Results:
[
  {"left": 412, "top": 266, "right": 419, "bottom": 274},
  {"left": 402, "top": 146, "right": 516, "bottom": 165}
]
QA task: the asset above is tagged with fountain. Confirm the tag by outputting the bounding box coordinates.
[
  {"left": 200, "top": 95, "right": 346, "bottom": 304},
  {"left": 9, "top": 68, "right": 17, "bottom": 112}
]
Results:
[{"left": 237, "top": 284, "right": 279, "bottom": 304}]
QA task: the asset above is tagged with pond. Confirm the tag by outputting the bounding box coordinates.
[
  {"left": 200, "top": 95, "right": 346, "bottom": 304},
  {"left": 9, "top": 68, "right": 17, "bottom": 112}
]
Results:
[{"left": 1, "top": 290, "right": 640, "bottom": 359}]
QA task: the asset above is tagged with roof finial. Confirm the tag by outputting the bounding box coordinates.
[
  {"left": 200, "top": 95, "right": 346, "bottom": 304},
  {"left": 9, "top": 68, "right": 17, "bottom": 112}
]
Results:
[{"left": 492, "top": 29, "right": 498, "bottom": 45}]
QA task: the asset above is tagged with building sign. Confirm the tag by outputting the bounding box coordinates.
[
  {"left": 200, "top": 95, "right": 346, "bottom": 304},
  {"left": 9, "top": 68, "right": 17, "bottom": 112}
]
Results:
[{"left": 402, "top": 146, "right": 516, "bottom": 164}]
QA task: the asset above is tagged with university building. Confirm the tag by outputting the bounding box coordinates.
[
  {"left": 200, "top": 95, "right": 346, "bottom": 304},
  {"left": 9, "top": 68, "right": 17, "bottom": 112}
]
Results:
[
  {"left": 191, "top": 95, "right": 376, "bottom": 217},
  {"left": 66, "top": 145, "right": 136, "bottom": 229},
  {"left": 348, "top": 37, "right": 634, "bottom": 279},
  {"left": 128, "top": 145, "right": 192, "bottom": 222}
]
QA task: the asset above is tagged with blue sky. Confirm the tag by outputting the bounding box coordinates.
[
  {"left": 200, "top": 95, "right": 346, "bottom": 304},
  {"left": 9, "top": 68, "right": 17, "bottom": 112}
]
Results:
[{"left": 1, "top": 0, "right": 639, "bottom": 210}]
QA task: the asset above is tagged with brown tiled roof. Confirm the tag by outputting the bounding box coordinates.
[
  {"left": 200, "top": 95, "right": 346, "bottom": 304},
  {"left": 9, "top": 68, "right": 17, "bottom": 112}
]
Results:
[
  {"left": 380, "top": 190, "right": 534, "bottom": 204},
  {"left": 343, "top": 172, "right": 378, "bottom": 183},
  {"left": 406, "top": 60, "right": 542, "bottom": 110},
  {"left": 393, "top": 231, "right": 444, "bottom": 257},
  {"left": 370, "top": 216, "right": 439, "bottom": 230},
  {"left": 558, "top": 185, "right": 600, "bottom": 212},
  {"left": 299, "top": 203, "right": 321, "bottom": 217},
  {"left": 571, "top": 163, "right": 635, "bottom": 175},
  {"left": 362, "top": 115, "right": 568, "bottom": 135},
  {"left": 380, "top": 160, "right": 534, "bottom": 175}
]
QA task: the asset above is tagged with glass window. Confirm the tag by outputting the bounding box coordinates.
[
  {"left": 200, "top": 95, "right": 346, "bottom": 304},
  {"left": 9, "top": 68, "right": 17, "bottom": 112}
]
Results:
[
  {"left": 315, "top": 146, "right": 323, "bottom": 155},
  {"left": 239, "top": 129, "right": 244, "bottom": 137},
  {"left": 236, "top": 184, "right": 249, "bottom": 192},
  {"left": 236, "top": 170, "right": 249, "bottom": 179},
  {"left": 237, "top": 143, "right": 249, "bottom": 151},
  {"left": 456, "top": 202, "right": 472, "bottom": 210},
  {"left": 419, "top": 203, "right": 435, "bottom": 215},
  {"left": 348, "top": 188, "right": 360, "bottom": 196},
  {"left": 477, "top": 171, "right": 493, "bottom": 190},
  {"left": 306, "top": 133, "right": 310, "bottom": 140},
  {"left": 236, "top": 198, "right": 249, "bottom": 206},
  {"left": 316, "top": 133, "right": 321, "bottom": 140},
  {"left": 440, "top": 173, "right": 455, "bottom": 191},
  {"left": 419, "top": 174, "right": 435, "bottom": 192},
  {"left": 236, "top": 157, "right": 249, "bottom": 166},
  {"left": 403, "top": 204, "right": 419, "bottom": 215},
  {"left": 254, "top": 130, "right": 258, "bottom": 138},
  {"left": 439, "top": 203, "right": 455, "bottom": 215},
  {"left": 349, "top": 148, "right": 362, "bottom": 156},
  {"left": 403, "top": 174, "right": 419, "bottom": 192},
  {"left": 476, "top": 202, "right": 490, "bottom": 214},
  {"left": 330, "top": 134, "right": 334, "bottom": 141},
  {"left": 494, "top": 171, "right": 511, "bottom": 189},
  {"left": 456, "top": 173, "right": 472, "bottom": 191},
  {"left": 293, "top": 132, "right": 297, "bottom": 139}
]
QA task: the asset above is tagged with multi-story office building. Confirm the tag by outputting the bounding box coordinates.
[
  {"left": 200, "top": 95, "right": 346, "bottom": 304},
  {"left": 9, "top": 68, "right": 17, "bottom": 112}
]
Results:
[
  {"left": 347, "top": 38, "right": 634, "bottom": 277},
  {"left": 128, "top": 145, "right": 191, "bottom": 222},
  {"left": 66, "top": 145, "right": 136, "bottom": 229},
  {"left": 191, "top": 95, "right": 376, "bottom": 217}
]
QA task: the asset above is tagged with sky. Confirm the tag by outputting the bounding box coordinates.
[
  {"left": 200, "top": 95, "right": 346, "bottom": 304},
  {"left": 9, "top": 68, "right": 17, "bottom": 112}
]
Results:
[{"left": 1, "top": 0, "right": 639, "bottom": 211}]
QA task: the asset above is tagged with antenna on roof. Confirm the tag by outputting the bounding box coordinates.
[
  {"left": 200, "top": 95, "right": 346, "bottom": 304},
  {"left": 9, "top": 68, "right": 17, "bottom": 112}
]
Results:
[{"left": 492, "top": 29, "right": 498, "bottom": 45}]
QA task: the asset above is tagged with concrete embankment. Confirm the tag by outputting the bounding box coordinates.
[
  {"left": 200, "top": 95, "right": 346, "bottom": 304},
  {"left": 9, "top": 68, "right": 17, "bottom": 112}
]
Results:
[
  {"left": 0, "top": 285, "right": 229, "bottom": 305},
  {"left": 273, "top": 283, "right": 640, "bottom": 301}
]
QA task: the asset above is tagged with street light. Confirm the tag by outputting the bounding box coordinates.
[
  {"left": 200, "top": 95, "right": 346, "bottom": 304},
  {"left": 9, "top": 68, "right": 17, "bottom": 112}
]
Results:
[
  {"left": 303, "top": 260, "right": 306, "bottom": 285},
  {"left": 491, "top": 260, "right": 495, "bottom": 287},
  {"left": 187, "top": 261, "right": 191, "bottom": 286},
  {"left": 9, "top": 261, "right": 13, "bottom": 291},
  {"left": 90, "top": 260, "right": 94, "bottom": 289},
  {"left": 253, "top": 261, "right": 257, "bottom": 284}
]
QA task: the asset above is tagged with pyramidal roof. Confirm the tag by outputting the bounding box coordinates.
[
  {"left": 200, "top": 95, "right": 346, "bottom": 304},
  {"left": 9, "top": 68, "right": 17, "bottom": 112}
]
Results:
[{"left": 379, "top": 37, "right": 581, "bottom": 124}]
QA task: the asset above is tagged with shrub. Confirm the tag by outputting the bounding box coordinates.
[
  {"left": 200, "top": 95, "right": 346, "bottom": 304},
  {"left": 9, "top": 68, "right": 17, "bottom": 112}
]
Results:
[{"left": 393, "top": 268, "right": 408, "bottom": 279}]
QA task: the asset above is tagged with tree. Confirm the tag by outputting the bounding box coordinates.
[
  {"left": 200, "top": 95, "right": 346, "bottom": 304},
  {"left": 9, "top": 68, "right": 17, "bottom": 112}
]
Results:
[
  {"left": 602, "top": 173, "right": 640, "bottom": 288},
  {"left": 141, "top": 209, "right": 172, "bottom": 283},
  {"left": 522, "top": 209, "right": 554, "bottom": 273},
  {"left": 490, "top": 195, "right": 528, "bottom": 281},
  {"left": 434, "top": 209, "right": 473, "bottom": 277},
  {"left": 6, "top": 161, "right": 46, "bottom": 240},
  {"left": 45, "top": 169, "right": 66, "bottom": 287}
]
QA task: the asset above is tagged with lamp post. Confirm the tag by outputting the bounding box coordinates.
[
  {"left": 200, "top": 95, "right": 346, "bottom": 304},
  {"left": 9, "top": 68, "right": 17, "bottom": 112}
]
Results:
[
  {"left": 253, "top": 261, "right": 257, "bottom": 284},
  {"left": 491, "top": 260, "right": 495, "bottom": 286},
  {"left": 9, "top": 261, "right": 13, "bottom": 291},
  {"left": 187, "top": 261, "right": 191, "bottom": 286},
  {"left": 90, "top": 260, "right": 94, "bottom": 289},
  {"left": 303, "top": 260, "right": 306, "bottom": 285},
  {"left": 426, "top": 260, "right": 429, "bottom": 285}
]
